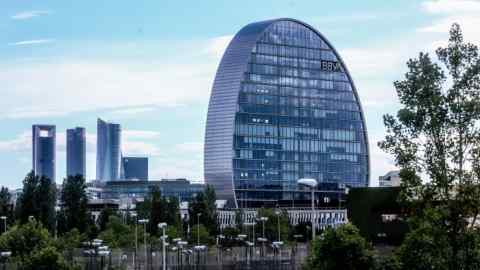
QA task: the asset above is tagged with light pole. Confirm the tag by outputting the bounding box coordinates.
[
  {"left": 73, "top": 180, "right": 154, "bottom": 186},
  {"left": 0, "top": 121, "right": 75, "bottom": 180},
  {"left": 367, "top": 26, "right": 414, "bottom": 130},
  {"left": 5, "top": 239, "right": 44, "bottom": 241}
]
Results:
[
  {"left": 257, "top": 217, "right": 268, "bottom": 258},
  {"left": 196, "top": 213, "right": 201, "bottom": 247},
  {"left": 275, "top": 209, "right": 281, "bottom": 242},
  {"left": 244, "top": 222, "right": 256, "bottom": 245},
  {"left": 138, "top": 219, "right": 149, "bottom": 269},
  {"left": 0, "top": 216, "right": 6, "bottom": 234},
  {"left": 92, "top": 238, "right": 103, "bottom": 269},
  {"left": 178, "top": 240, "right": 188, "bottom": 266},
  {"left": 216, "top": 235, "right": 224, "bottom": 264},
  {"left": 158, "top": 222, "right": 167, "bottom": 270},
  {"left": 259, "top": 217, "right": 268, "bottom": 240},
  {"left": 54, "top": 206, "right": 60, "bottom": 239},
  {"left": 297, "top": 178, "right": 318, "bottom": 240},
  {"left": 98, "top": 245, "right": 111, "bottom": 269},
  {"left": 0, "top": 251, "right": 11, "bottom": 270},
  {"left": 131, "top": 213, "right": 138, "bottom": 269}
]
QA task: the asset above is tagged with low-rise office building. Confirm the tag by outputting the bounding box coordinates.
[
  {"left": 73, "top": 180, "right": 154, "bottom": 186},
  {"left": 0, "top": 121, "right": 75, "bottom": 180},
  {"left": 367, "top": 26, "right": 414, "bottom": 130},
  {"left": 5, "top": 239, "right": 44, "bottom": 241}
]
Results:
[
  {"left": 90, "top": 178, "right": 205, "bottom": 202},
  {"left": 379, "top": 170, "right": 401, "bottom": 187}
]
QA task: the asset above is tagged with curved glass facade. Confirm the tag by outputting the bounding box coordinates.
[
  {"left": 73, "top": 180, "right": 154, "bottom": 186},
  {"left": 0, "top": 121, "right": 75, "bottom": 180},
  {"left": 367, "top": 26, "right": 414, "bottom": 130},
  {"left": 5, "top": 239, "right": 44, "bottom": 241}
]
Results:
[
  {"left": 96, "top": 118, "right": 122, "bottom": 181},
  {"left": 205, "top": 19, "right": 369, "bottom": 208}
]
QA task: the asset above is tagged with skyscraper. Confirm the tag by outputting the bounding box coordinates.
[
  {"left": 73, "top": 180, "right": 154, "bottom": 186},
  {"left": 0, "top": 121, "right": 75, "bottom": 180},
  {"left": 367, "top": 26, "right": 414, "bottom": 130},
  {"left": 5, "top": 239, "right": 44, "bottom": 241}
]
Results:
[
  {"left": 32, "top": 125, "right": 56, "bottom": 181},
  {"left": 122, "top": 157, "right": 148, "bottom": 181},
  {"left": 204, "top": 19, "right": 370, "bottom": 208},
  {"left": 96, "top": 118, "right": 122, "bottom": 181},
  {"left": 66, "top": 127, "right": 86, "bottom": 178}
]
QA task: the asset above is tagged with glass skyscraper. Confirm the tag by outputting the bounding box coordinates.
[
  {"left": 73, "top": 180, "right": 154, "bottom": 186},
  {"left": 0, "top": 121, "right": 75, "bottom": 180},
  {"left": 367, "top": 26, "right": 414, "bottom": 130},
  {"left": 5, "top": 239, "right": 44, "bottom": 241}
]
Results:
[
  {"left": 66, "top": 127, "right": 86, "bottom": 178},
  {"left": 204, "top": 18, "right": 370, "bottom": 208},
  {"left": 96, "top": 118, "right": 122, "bottom": 181},
  {"left": 32, "top": 125, "right": 56, "bottom": 181}
]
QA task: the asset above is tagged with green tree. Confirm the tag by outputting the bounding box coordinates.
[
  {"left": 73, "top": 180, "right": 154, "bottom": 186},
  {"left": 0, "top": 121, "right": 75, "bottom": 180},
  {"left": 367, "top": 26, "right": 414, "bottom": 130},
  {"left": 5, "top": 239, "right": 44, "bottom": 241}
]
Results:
[
  {"left": 98, "top": 215, "right": 136, "bottom": 248},
  {"left": 190, "top": 224, "right": 212, "bottom": 245},
  {"left": 16, "top": 171, "right": 38, "bottom": 224},
  {"left": 0, "top": 218, "right": 52, "bottom": 262},
  {"left": 54, "top": 228, "right": 85, "bottom": 262},
  {"left": 0, "top": 219, "right": 80, "bottom": 269},
  {"left": 396, "top": 218, "right": 449, "bottom": 270},
  {"left": 305, "top": 224, "right": 375, "bottom": 270},
  {"left": 97, "top": 207, "right": 117, "bottom": 232},
  {"left": 60, "top": 175, "right": 89, "bottom": 234},
  {"left": 165, "top": 225, "right": 180, "bottom": 239},
  {"left": 16, "top": 171, "right": 57, "bottom": 232},
  {"left": 23, "top": 246, "right": 79, "bottom": 270},
  {"left": 379, "top": 23, "right": 480, "bottom": 269},
  {"left": 188, "top": 185, "right": 218, "bottom": 235},
  {"left": 136, "top": 187, "right": 182, "bottom": 236},
  {"left": 37, "top": 176, "right": 57, "bottom": 232},
  {"left": 165, "top": 197, "right": 182, "bottom": 235}
]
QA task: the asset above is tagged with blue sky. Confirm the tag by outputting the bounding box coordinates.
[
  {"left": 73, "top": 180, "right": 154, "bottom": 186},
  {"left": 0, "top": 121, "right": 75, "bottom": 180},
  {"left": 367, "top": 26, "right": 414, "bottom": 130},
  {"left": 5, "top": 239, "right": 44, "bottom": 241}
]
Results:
[{"left": 1, "top": 0, "right": 479, "bottom": 188}]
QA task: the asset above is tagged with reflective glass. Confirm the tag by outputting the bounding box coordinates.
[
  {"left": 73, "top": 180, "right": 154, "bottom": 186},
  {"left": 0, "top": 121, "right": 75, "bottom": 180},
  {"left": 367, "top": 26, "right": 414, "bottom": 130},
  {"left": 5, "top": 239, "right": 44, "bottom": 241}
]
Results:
[{"left": 232, "top": 21, "right": 368, "bottom": 206}]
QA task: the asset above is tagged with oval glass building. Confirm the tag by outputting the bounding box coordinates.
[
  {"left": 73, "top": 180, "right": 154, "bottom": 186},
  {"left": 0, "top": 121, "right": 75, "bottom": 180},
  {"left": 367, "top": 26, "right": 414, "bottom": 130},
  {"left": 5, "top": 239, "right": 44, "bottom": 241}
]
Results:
[{"left": 204, "top": 18, "right": 369, "bottom": 208}]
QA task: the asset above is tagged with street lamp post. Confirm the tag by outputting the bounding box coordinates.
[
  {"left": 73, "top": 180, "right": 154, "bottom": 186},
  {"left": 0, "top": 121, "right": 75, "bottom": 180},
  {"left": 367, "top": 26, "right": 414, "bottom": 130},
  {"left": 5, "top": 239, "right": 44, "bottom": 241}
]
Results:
[
  {"left": 54, "top": 206, "right": 60, "bottom": 239},
  {"left": 0, "top": 216, "right": 6, "bottom": 234},
  {"left": 131, "top": 213, "right": 138, "bottom": 269},
  {"left": 138, "top": 219, "right": 149, "bottom": 269},
  {"left": 275, "top": 210, "right": 281, "bottom": 242},
  {"left": 0, "top": 251, "right": 11, "bottom": 270},
  {"left": 259, "top": 217, "right": 268, "bottom": 240},
  {"left": 257, "top": 217, "right": 268, "bottom": 258},
  {"left": 243, "top": 222, "right": 256, "bottom": 245},
  {"left": 216, "top": 235, "right": 224, "bottom": 264},
  {"left": 177, "top": 240, "right": 187, "bottom": 266},
  {"left": 158, "top": 222, "right": 167, "bottom": 270},
  {"left": 91, "top": 238, "right": 103, "bottom": 269},
  {"left": 297, "top": 178, "right": 318, "bottom": 240},
  {"left": 98, "top": 245, "right": 111, "bottom": 269},
  {"left": 196, "top": 213, "right": 201, "bottom": 247}
]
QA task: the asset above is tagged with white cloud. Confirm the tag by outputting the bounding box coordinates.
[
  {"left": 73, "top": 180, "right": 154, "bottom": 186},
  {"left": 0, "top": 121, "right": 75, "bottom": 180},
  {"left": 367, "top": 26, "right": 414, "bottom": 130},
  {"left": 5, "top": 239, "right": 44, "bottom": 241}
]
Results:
[
  {"left": 337, "top": 44, "right": 406, "bottom": 108},
  {"left": 204, "top": 35, "right": 233, "bottom": 60},
  {"left": 123, "top": 130, "right": 161, "bottom": 140},
  {"left": 11, "top": 10, "right": 50, "bottom": 20},
  {"left": 174, "top": 142, "right": 203, "bottom": 154},
  {"left": 123, "top": 141, "right": 161, "bottom": 157},
  {"left": 150, "top": 157, "right": 203, "bottom": 181},
  {"left": 8, "top": 39, "right": 54, "bottom": 46},
  {"left": 0, "top": 34, "right": 233, "bottom": 119},
  {"left": 312, "top": 14, "right": 380, "bottom": 24},
  {"left": 107, "top": 106, "right": 157, "bottom": 116},
  {"left": 0, "top": 60, "right": 215, "bottom": 119},
  {"left": 421, "top": 0, "right": 480, "bottom": 14},
  {"left": 368, "top": 138, "right": 398, "bottom": 187},
  {"left": 418, "top": 0, "right": 480, "bottom": 45},
  {"left": 4, "top": 108, "right": 69, "bottom": 119},
  {"left": 0, "top": 131, "right": 31, "bottom": 152}
]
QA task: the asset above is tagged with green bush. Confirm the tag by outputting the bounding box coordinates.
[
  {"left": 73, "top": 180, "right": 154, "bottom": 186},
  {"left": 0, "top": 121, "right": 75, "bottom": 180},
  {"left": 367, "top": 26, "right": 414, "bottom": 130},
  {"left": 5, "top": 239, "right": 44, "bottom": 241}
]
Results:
[
  {"left": 305, "top": 223, "right": 375, "bottom": 270},
  {"left": 22, "top": 246, "right": 80, "bottom": 270}
]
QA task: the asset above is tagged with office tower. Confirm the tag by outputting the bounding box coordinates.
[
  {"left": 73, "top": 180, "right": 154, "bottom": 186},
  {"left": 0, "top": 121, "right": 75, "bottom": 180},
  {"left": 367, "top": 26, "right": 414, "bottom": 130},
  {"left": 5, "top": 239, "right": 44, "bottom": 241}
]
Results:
[
  {"left": 32, "top": 125, "right": 56, "bottom": 181},
  {"left": 96, "top": 118, "right": 122, "bottom": 181},
  {"left": 122, "top": 157, "right": 148, "bottom": 181},
  {"left": 204, "top": 19, "right": 369, "bottom": 207},
  {"left": 66, "top": 127, "right": 86, "bottom": 178}
]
